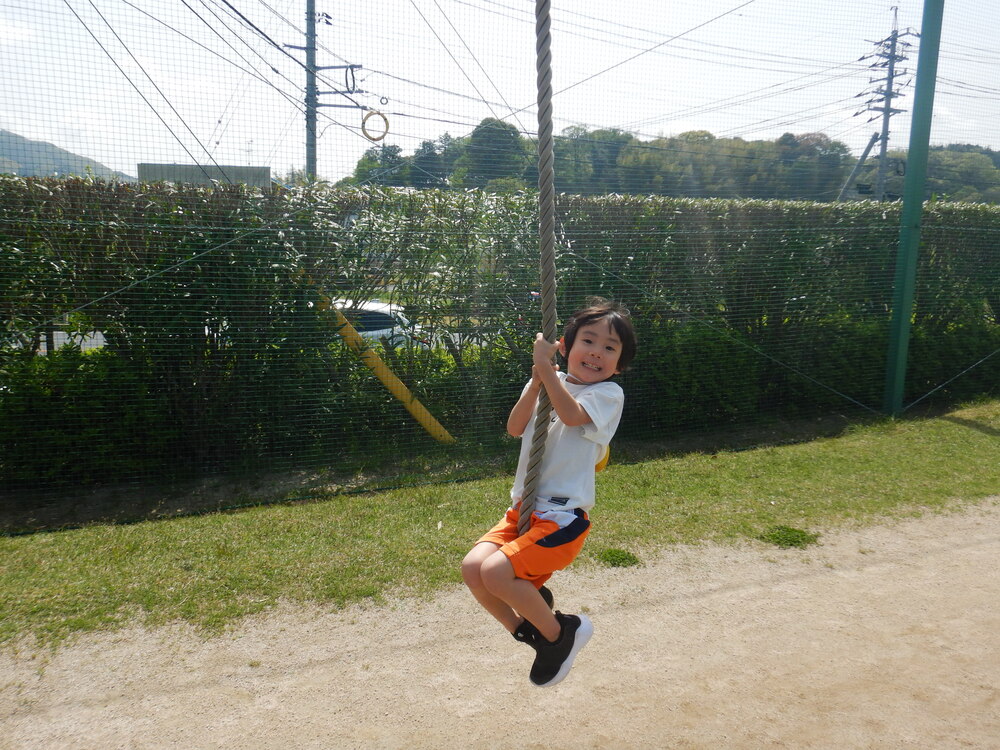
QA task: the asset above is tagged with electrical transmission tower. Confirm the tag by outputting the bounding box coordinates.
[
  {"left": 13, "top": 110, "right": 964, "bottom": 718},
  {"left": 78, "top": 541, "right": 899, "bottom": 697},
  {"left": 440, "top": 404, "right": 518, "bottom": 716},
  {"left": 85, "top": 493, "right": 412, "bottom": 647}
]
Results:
[{"left": 849, "top": 9, "right": 917, "bottom": 201}]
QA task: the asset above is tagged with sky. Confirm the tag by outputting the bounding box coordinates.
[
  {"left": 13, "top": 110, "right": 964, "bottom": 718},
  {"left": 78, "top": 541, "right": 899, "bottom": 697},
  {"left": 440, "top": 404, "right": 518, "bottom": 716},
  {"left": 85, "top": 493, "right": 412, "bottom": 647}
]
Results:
[{"left": 2, "top": 0, "right": 999, "bottom": 182}]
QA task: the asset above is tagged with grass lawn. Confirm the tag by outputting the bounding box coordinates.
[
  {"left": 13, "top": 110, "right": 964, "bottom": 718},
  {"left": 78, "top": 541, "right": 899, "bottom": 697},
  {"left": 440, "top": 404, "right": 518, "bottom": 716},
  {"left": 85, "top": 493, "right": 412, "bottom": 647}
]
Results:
[{"left": 1, "top": 398, "right": 997, "bottom": 648}]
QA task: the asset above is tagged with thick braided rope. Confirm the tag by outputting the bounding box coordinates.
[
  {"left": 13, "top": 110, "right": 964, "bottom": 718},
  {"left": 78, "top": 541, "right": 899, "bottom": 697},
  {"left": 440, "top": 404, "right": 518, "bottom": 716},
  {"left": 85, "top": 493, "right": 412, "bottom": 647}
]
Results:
[{"left": 517, "top": 0, "right": 559, "bottom": 537}]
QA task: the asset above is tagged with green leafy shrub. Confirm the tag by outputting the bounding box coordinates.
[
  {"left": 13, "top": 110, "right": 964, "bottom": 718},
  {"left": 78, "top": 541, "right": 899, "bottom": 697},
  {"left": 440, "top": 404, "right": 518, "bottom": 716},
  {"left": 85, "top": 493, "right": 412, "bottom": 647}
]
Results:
[
  {"left": 0, "top": 348, "right": 173, "bottom": 487},
  {"left": 2, "top": 178, "right": 998, "bottom": 506}
]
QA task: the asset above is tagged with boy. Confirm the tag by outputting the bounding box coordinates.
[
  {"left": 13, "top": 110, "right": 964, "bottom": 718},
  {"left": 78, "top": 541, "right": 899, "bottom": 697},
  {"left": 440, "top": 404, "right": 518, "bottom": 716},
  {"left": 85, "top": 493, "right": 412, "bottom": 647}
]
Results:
[{"left": 461, "top": 297, "right": 637, "bottom": 687}]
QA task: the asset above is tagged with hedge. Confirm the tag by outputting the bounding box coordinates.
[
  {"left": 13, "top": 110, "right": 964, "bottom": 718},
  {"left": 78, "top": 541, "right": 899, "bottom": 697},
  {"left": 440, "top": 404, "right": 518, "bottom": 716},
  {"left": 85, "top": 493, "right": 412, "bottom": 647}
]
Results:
[{"left": 1, "top": 177, "right": 997, "bottom": 498}]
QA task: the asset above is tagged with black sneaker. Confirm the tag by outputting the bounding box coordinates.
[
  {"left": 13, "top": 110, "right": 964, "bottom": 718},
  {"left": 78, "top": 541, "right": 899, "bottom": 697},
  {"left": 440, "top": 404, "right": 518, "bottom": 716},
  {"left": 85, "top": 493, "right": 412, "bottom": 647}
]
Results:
[
  {"left": 529, "top": 612, "right": 593, "bottom": 687},
  {"left": 538, "top": 585, "right": 554, "bottom": 610},
  {"left": 512, "top": 619, "right": 543, "bottom": 650}
]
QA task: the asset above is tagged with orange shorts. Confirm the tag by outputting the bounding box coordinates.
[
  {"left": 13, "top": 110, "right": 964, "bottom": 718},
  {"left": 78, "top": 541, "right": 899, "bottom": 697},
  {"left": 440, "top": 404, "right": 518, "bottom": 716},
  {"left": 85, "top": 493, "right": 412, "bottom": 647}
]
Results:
[{"left": 476, "top": 504, "right": 591, "bottom": 588}]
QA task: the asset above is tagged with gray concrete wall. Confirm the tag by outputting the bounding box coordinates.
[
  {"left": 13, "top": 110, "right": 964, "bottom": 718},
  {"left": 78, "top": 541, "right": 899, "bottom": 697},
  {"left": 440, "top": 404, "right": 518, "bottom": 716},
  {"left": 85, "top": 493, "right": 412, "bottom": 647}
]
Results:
[{"left": 137, "top": 164, "right": 271, "bottom": 189}]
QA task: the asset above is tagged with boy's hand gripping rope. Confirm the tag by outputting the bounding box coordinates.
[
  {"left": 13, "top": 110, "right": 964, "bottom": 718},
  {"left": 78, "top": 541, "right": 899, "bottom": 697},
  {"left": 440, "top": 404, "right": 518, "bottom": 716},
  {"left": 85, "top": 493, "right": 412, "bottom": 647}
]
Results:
[{"left": 518, "top": 0, "right": 558, "bottom": 537}]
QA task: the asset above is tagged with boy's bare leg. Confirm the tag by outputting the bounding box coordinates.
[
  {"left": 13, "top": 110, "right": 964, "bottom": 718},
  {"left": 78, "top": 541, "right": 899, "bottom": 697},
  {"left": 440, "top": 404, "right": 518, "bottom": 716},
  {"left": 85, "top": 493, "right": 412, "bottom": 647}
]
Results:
[
  {"left": 479, "top": 551, "right": 561, "bottom": 642},
  {"left": 462, "top": 543, "right": 521, "bottom": 633}
]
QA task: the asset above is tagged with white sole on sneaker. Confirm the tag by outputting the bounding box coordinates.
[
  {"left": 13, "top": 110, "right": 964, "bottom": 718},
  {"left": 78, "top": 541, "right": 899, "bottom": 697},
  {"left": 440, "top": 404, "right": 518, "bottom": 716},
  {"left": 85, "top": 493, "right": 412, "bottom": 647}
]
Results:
[{"left": 536, "top": 614, "right": 593, "bottom": 688}]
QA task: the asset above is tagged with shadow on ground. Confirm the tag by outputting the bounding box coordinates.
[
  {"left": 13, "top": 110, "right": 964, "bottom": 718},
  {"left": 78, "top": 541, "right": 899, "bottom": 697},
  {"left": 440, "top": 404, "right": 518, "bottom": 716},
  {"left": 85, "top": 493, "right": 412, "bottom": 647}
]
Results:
[{"left": 1, "top": 404, "right": 959, "bottom": 536}]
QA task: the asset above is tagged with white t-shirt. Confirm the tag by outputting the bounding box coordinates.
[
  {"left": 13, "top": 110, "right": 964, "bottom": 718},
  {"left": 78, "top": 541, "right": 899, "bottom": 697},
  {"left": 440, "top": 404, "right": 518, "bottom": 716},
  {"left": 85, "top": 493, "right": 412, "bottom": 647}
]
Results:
[{"left": 510, "top": 371, "right": 624, "bottom": 514}]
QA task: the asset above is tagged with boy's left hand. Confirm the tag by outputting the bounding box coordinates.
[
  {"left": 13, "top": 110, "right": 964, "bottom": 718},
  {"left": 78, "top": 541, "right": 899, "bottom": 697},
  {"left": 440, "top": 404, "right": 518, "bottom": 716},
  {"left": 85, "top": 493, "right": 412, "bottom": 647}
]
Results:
[{"left": 530, "top": 362, "right": 559, "bottom": 389}]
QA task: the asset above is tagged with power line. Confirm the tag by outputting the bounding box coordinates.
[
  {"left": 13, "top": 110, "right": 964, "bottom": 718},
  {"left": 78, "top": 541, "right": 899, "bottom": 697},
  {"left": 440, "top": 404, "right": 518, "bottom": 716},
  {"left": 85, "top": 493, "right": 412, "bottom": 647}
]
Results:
[
  {"left": 190, "top": 0, "right": 300, "bottom": 91},
  {"left": 266, "top": 109, "right": 301, "bottom": 165},
  {"left": 254, "top": 0, "right": 351, "bottom": 66},
  {"left": 622, "top": 65, "right": 863, "bottom": 131},
  {"left": 215, "top": 0, "right": 299, "bottom": 67},
  {"left": 713, "top": 97, "right": 860, "bottom": 138},
  {"left": 211, "top": 0, "right": 364, "bottom": 110},
  {"left": 462, "top": 0, "right": 856, "bottom": 70},
  {"left": 407, "top": 0, "right": 508, "bottom": 130},
  {"left": 120, "top": 0, "right": 306, "bottom": 116},
  {"left": 85, "top": 0, "right": 228, "bottom": 176},
  {"left": 937, "top": 77, "right": 1000, "bottom": 96},
  {"left": 368, "top": 0, "right": 769, "bottom": 139},
  {"left": 61, "top": 0, "right": 220, "bottom": 182},
  {"left": 119, "top": 0, "right": 368, "bottom": 162},
  {"left": 428, "top": 0, "right": 527, "bottom": 132},
  {"left": 493, "top": 0, "right": 761, "bottom": 126},
  {"left": 545, "top": 0, "right": 759, "bottom": 103},
  {"left": 286, "top": 6, "right": 868, "bottom": 162},
  {"left": 458, "top": 0, "right": 877, "bottom": 85},
  {"left": 366, "top": 67, "right": 519, "bottom": 113},
  {"left": 183, "top": 0, "right": 306, "bottom": 151}
]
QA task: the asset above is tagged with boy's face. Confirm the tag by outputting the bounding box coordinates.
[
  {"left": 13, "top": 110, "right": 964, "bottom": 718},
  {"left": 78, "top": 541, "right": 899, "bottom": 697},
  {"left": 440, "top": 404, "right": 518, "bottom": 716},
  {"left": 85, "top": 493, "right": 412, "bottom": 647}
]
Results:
[{"left": 559, "top": 318, "right": 623, "bottom": 385}]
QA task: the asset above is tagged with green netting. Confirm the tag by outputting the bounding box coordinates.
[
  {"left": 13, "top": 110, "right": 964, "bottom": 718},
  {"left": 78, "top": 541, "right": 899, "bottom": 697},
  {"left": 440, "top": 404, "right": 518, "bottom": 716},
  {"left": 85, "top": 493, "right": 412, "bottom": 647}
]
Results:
[{"left": 1, "top": 1, "right": 997, "bottom": 529}]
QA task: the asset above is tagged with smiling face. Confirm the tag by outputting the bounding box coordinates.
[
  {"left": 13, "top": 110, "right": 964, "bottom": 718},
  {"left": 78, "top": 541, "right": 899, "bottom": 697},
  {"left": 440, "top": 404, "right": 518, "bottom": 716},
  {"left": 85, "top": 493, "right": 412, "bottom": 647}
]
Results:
[{"left": 559, "top": 318, "right": 623, "bottom": 384}]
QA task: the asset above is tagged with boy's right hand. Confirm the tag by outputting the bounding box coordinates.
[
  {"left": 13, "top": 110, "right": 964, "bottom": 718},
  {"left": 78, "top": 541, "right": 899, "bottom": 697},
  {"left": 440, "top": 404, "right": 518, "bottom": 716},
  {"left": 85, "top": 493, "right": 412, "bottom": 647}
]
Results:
[{"left": 532, "top": 333, "right": 560, "bottom": 368}]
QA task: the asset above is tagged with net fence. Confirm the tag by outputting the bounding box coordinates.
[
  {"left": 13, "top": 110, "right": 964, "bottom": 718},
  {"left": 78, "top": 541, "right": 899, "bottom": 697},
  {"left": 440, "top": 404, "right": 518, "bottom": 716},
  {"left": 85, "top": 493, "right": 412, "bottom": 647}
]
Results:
[{"left": 1, "top": 0, "right": 997, "bottom": 529}]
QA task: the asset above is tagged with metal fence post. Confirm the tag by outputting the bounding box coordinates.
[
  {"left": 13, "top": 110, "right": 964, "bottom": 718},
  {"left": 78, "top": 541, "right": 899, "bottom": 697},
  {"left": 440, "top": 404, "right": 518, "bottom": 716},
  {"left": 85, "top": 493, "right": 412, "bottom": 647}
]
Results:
[{"left": 883, "top": 0, "right": 946, "bottom": 416}]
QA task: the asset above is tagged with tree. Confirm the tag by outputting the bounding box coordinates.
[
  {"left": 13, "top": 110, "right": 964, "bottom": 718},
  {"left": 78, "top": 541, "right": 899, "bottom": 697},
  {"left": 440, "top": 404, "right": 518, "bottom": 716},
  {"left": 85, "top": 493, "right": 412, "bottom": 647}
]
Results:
[
  {"left": 618, "top": 138, "right": 668, "bottom": 195},
  {"left": 436, "top": 133, "right": 466, "bottom": 174},
  {"left": 351, "top": 144, "right": 408, "bottom": 187},
  {"left": 459, "top": 118, "right": 529, "bottom": 188},
  {"left": 858, "top": 147, "right": 1000, "bottom": 204},
  {"left": 553, "top": 126, "right": 595, "bottom": 194},
  {"left": 339, "top": 123, "right": 876, "bottom": 202},
  {"left": 927, "top": 150, "right": 1000, "bottom": 203},
  {"left": 410, "top": 140, "right": 447, "bottom": 188},
  {"left": 938, "top": 143, "right": 1000, "bottom": 170},
  {"left": 774, "top": 133, "right": 850, "bottom": 200},
  {"left": 586, "top": 128, "right": 635, "bottom": 194},
  {"left": 277, "top": 167, "right": 310, "bottom": 186}
]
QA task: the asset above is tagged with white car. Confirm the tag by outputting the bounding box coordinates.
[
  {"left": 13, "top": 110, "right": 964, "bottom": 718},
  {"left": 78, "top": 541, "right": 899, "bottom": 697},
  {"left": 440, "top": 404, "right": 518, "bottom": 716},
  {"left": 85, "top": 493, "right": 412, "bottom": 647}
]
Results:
[{"left": 337, "top": 300, "right": 430, "bottom": 348}]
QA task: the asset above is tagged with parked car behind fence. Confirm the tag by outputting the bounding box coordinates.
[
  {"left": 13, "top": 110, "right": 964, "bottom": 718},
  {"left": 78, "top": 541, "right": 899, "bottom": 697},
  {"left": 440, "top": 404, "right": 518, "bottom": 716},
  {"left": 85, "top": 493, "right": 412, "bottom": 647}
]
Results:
[{"left": 337, "top": 300, "right": 431, "bottom": 348}]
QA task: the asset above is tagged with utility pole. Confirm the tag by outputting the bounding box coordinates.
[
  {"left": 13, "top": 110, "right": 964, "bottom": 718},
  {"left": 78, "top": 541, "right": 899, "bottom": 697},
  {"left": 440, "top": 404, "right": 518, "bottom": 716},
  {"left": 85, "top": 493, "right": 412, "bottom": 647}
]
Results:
[
  {"left": 874, "top": 14, "right": 903, "bottom": 201},
  {"left": 284, "top": 3, "right": 365, "bottom": 181},
  {"left": 855, "top": 8, "right": 915, "bottom": 201},
  {"left": 305, "top": 0, "right": 317, "bottom": 180}
]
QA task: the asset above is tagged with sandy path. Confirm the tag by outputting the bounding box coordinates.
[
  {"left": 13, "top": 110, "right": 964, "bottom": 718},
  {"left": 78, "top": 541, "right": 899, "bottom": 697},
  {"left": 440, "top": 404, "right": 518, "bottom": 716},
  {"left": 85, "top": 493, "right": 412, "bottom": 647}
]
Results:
[{"left": 2, "top": 499, "right": 999, "bottom": 749}]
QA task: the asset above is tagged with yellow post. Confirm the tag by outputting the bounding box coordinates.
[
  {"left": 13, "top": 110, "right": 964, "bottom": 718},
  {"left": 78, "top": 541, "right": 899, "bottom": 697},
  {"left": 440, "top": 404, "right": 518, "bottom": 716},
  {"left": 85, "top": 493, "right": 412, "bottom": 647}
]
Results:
[
  {"left": 595, "top": 444, "right": 610, "bottom": 472},
  {"left": 316, "top": 295, "right": 455, "bottom": 444}
]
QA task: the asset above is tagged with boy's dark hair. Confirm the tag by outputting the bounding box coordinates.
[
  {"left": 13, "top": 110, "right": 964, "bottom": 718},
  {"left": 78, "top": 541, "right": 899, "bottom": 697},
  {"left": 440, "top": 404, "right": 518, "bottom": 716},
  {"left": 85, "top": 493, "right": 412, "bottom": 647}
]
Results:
[{"left": 562, "top": 296, "right": 637, "bottom": 372}]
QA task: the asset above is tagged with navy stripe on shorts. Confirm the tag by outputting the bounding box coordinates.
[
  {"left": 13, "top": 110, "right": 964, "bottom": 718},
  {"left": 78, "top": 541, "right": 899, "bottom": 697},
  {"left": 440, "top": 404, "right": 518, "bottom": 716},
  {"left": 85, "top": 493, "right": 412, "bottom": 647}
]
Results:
[{"left": 536, "top": 508, "right": 590, "bottom": 548}]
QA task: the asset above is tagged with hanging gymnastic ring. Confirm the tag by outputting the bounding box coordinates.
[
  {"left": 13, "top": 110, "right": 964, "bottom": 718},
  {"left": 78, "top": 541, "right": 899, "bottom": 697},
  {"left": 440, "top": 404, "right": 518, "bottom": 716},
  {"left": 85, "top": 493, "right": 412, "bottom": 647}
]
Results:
[{"left": 362, "top": 110, "right": 389, "bottom": 141}]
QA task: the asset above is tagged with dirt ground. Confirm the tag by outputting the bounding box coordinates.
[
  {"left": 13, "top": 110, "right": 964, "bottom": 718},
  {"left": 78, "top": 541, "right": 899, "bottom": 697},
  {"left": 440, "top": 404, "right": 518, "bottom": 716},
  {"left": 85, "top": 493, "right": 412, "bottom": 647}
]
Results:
[{"left": 2, "top": 498, "right": 999, "bottom": 750}]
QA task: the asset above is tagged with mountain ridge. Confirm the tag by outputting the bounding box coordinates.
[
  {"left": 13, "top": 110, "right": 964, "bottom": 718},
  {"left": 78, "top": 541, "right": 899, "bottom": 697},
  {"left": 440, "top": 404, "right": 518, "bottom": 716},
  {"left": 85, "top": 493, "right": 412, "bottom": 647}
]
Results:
[{"left": 0, "top": 129, "right": 133, "bottom": 180}]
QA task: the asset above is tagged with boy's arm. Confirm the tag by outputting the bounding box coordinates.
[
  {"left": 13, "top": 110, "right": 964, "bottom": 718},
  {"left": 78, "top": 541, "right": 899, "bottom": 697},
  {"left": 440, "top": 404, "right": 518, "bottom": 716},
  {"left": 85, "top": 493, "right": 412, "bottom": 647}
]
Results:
[
  {"left": 532, "top": 334, "right": 592, "bottom": 428},
  {"left": 506, "top": 376, "right": 540, "bottom": 437},
  {"left": 507, "top": 357, "right": 565, "bottom": 436}
]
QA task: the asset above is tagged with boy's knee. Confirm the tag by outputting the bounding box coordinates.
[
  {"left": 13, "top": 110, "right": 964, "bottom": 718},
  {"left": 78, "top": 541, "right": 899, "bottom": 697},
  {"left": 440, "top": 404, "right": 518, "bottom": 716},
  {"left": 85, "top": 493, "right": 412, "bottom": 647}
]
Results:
[
  {"left": 478, "top": 552, "right": 514, "bottom": 593},
  {"left": 462, "top": 543, "right": 501, "bottom": 587},
  {"left": 460, "top": 550, "right": 485, "bottom": 588}
]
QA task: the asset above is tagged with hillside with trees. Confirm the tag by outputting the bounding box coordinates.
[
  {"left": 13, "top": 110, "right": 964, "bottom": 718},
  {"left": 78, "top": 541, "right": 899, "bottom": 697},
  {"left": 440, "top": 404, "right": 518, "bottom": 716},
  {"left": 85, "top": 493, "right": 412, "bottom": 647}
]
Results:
[
  {"left": 856, "top": 144, "right": 1000, "bottom": 204},
  {"left": 0, "top": 129, "right": 132, "bottom": 181},
  {"left": 339, "top": 119, "right": 1000, "bottom": 204}
]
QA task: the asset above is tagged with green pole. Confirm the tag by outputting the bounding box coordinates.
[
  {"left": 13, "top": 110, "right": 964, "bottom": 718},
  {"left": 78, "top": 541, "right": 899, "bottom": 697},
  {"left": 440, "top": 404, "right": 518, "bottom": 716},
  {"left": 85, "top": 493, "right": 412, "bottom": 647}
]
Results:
[{"left": 883, "top": 0, "right": 945, "bottom": 416}]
